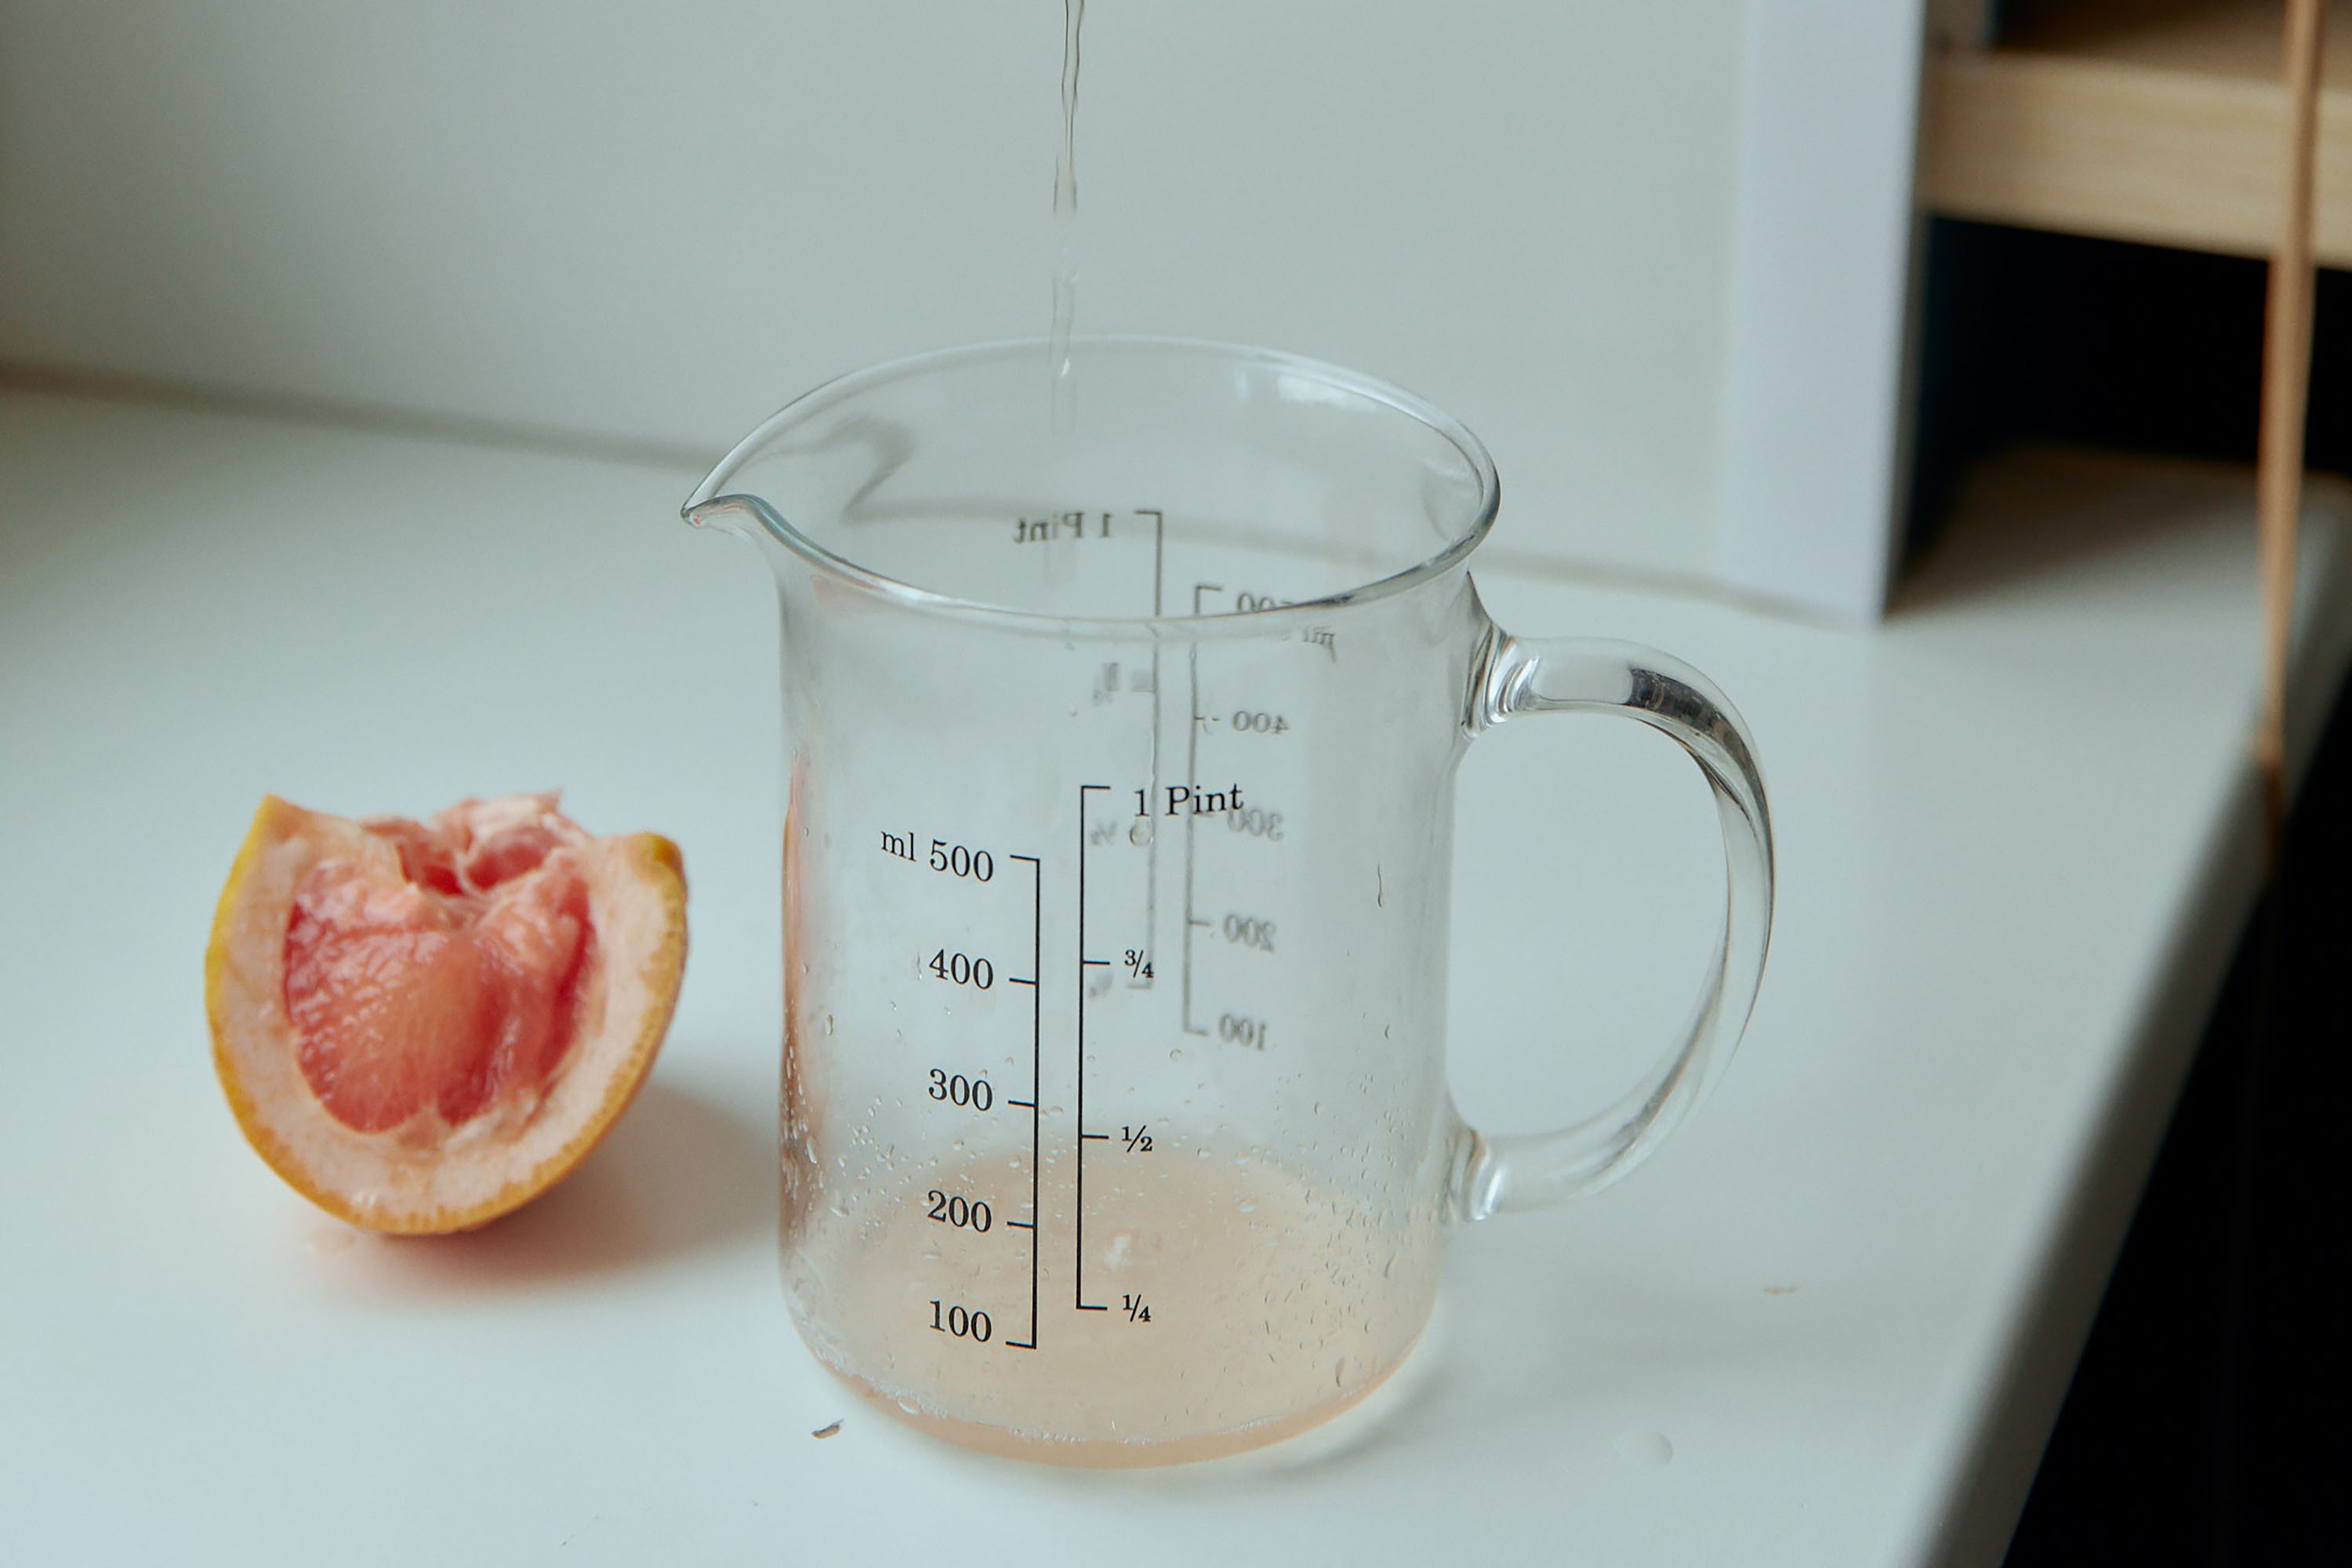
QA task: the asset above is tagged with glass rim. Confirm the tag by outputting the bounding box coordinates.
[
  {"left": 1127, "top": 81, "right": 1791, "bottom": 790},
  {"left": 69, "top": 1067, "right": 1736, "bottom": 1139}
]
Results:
[{"left": 682, "top": 335, "right": 1501, "bottom": 633}]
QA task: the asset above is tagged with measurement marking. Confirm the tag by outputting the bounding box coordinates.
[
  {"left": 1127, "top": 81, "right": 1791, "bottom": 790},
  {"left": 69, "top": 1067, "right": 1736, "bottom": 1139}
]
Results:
[
  {"left": 1009, "top": 851, "right": 1043, "bottom": 1351},
  {"left": 1145, "top": 509, "right": 1165, "bottom": 619},
  {"left": 1080, "top": 957, "right": 1110, "bottom": 967},
  {"left": 1179, "top": 585, "right": 1221, "bottom": 1038},
  {"left": 1144, "top": 510, "right": 1164, "bottom": 992},
  {"left": 1006, "top": 975, "right": 1037, "bottom": 987},
  {"left": 1076, "top": 786, "right": 1109, "bottom": 1312},
  {"left": 1080, "top": 1131, "right": 1109, "bottom": 1140}
]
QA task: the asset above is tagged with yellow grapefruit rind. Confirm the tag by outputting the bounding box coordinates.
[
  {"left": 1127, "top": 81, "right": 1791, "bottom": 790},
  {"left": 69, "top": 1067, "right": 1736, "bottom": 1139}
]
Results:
[{"left": 205, "top": 796, "right": 687, "bottom": 1236}]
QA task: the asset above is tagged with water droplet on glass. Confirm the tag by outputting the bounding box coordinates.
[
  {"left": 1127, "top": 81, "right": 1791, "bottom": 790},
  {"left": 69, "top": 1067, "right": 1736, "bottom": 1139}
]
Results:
[
  {"left": 1237, "top": 1200, "right": 1257, "bottom": 1214},
  {"left": 822, "top": 1014, "right": 835, "bottom": 1035},
  {"left": 1615, "top": 1429, "right": 1675, "bottom": 1467},
  {"left": 1168, "top": 1049, "right": 1183, "bottom": 1063},
  {"left": 1129, "top": 819, "right": 1153, "bottom": 846}
]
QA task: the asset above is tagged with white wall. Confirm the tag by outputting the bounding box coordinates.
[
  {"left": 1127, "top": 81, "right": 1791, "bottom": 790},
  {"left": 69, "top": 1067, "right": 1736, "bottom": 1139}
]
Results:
[
  {"left": 0, "top": 2, "right": 1916, "bottom": 615},
  {"left": 1715, "top": 0, "right": 1929, "bottom": 619}
]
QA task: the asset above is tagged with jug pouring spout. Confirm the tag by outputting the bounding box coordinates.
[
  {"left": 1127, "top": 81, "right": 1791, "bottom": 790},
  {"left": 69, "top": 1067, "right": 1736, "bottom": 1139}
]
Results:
[
  {"left": 681, "top": 492, "right": 775, "bottom": 543},
  {"left": 684, "top": 367, "right": 925, "bottom": 557}
]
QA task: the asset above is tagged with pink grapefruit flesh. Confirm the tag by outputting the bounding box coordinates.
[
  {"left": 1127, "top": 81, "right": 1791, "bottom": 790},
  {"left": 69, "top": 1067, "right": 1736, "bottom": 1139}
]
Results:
[{"left": 207, "top": 793, "right": 687, "bottom": 1234}]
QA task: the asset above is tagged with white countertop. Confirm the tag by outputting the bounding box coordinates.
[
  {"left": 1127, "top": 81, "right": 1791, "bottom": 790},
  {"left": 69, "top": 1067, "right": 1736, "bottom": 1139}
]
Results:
[{"left": 4, "top": 390, "right": 2344, "bottom": 1566}]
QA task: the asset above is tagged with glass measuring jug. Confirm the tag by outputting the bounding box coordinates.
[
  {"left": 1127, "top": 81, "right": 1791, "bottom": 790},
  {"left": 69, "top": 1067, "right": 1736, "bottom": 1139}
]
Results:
[{"left": 684, "top": 339, "right": 1773, "bottom": 1467}]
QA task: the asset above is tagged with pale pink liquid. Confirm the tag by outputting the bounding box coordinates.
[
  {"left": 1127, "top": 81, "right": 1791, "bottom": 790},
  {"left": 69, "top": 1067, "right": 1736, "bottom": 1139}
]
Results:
[{"left": 787, "top": 1151, "right": 1442, "bottom": 1467}]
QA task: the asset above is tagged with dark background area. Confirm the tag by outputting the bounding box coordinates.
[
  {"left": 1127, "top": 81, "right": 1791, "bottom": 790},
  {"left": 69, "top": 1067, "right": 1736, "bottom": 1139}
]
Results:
[
  {"left": 1909, "top": 218, "right": 2350, "bottom": 557},
  {"left": 2002, "top": 686, "right": 2351, "bottom": 1565},
  {"left": 1905, "top": 219, "right": 2350, "bottom": 1564}
]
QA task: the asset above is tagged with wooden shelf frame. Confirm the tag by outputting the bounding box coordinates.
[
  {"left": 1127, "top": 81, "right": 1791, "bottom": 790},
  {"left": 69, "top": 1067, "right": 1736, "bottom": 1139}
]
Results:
[{"left": 1923, "top": 0, "right": 2350, "bottom": 264}]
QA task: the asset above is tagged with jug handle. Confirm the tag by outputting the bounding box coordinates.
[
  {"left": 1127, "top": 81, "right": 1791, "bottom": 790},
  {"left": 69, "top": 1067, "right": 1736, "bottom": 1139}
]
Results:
[{"left": 1456, "top": 632, "right": 1775, "bottom": 1220}]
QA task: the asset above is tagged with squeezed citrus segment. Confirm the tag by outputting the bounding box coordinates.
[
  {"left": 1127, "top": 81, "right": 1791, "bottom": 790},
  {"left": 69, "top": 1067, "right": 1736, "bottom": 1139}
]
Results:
[{"left": 206, "top": 793, "right": 687, "bottom": 1234}]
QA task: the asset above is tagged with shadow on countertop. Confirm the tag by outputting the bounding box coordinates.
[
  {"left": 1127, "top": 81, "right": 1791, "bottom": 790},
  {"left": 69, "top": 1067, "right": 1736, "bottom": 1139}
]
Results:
[{"left": 305, "top": 1072, "right": 775, "bottom": 1297}]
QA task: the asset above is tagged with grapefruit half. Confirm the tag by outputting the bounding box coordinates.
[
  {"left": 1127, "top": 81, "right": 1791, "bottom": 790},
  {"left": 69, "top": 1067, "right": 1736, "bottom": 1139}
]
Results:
[{"left": 206, "top": 793, "right": 687, "bottom": 1234}]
